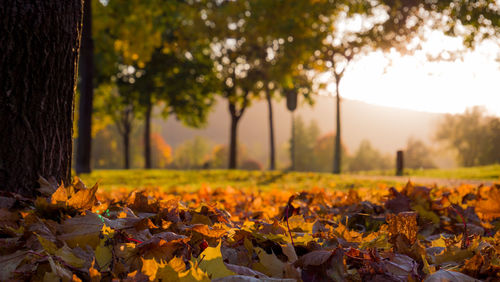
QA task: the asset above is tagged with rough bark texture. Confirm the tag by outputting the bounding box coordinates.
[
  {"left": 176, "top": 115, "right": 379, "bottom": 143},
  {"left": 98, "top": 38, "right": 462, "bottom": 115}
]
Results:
[
  {"left": 333, "top": 81, "right": 342, "bottom": 174},
  {"left": 0, "top": 1, "right": 83, "bottom": 196},
  {"left": 144, "top": 94, "right": 152, "bottom": 169},
  {"left": 76, "top": 0, "right": 94, "bottom": 174},
  {"left": 266, "top": 90, "right": 276, "bottom": 171}
]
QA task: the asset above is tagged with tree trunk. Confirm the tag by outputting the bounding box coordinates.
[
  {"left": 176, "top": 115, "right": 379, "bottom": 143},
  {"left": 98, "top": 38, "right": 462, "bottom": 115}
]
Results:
[
  {"left": 0, "top": 1, "right": 83, "bottom": 196},
  {"left": 290, "top": 112, "right": 295, "bottom": 171},
  {"left": 123, "top": 129, "right": 131, "bottom": 169},
  {"left": 266, "top": 90, "right": 276, "bottom": 170},
  {"left": 76, "top": 0, "right": 94, "bottom": 175},
  {"left": 228, "top": 102, "right": 239, "bottom": 169},
  {"left": 144, "top": 94, "right": 152, "bottom": 169},
  {"left": 333, "top": 82, "right": 342, "bottom": 174}
]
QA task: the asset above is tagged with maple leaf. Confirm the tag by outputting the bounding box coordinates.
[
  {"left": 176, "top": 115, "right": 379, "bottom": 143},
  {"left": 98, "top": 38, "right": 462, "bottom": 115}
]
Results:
[{"left": 198, "top": 241, "right": 235, "bottom": 279}]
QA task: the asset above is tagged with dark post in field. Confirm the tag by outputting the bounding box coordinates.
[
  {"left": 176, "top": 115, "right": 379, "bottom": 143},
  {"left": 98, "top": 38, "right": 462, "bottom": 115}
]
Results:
[{"left": 396, "top": 150, "right": 404, "bottom": 176}]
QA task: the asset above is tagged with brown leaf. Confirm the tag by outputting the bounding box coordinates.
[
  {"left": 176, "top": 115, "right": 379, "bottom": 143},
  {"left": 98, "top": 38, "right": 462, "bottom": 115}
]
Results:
[
  {"left": 424, "top": 269, "right": 480, "bottom": 282},
  {"left": 189, "top": 224, "right": 227, "bottom": 238},
  {"left": 295, "top": 250, "right": 333, "bottom": 267},
  {"left": 67, "top": 182, "right": 98, "bottom": 211},
  {"left": 0, "top": 250, "right": 28, "bottom": 280},
  {"left": 58, "top": 213, "right": 104, "bottom": 248},
  {"left": 385, "top": 187, "right": 411, "bottom": 213},
  {"left": 224, "top": 263, "right": 268, "bottom": 278},
  {"left": 386, "top": 211, "right": 418, "bottom": 244},
  {"left": 475, "top": 186, "right": 500, "bottom": 220}
]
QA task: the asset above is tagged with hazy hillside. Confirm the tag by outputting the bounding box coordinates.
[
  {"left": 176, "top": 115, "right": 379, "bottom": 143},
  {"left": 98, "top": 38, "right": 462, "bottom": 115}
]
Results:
[{"left": 155, "top": 96, "right": 446, "bottom": 167}]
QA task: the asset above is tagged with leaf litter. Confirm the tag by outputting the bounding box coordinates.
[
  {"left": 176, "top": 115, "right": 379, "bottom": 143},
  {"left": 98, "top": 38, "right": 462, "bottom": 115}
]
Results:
[{"left": 0, "top": 177, "right": 499, "bottom": 281}]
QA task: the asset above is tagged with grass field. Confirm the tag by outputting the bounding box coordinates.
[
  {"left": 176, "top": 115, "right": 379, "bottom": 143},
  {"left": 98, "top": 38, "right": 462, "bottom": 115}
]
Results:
[
  {"left": 78, "top": 165, "right": 500, "bottom": 192},
  {"left": 353, "top": 164, "right": 500, "bottom": 180},
  {"left": 79, "top": 169, "right": 400, "bottom": 192}
]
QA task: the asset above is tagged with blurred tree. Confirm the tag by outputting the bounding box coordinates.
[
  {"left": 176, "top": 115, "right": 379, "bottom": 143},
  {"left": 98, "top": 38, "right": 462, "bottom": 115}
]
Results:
[
  {"left": 76, "top": 0, "right": 94, "bottom": 174},
  {"left": 435, "top": 107, "right": 500, "bottom": 167},
  {"left": 349, "top": 140, "right": 392, "bottom": 172},
  {"left": 211, "top": 145, "right": 228, "bottom": 169},
  {"left": 240, "top": 159, "right": 263, "bottom": 171},
  {"left": 193, "top": 0, "right": 256, "bottom": 169},
  {"left": 133, "top": 46, "right": 217, "bottom": 169},
  {"left": 291, "top": 116, "right": 321, "bottom": 172},
  {"left": 0, "top": 1, "right": 83, "bottom": 196},
  {"left": 405, "top": 137, "right": 436, "bottom": 169},
  {"left": 93, "top": 1, "right": 217, "bottom": 169},
  {"left": 91, "top": 0, "right": 166, "bottom": 169},
  {"left": 91, "top": 126, "right": 122, "bottom": 169},
  {"left": 312, "top": 0, "right": 500, "bottom": 175},
  {"left": 151, "top": 133, "right": 172, "bottom": 168},
  {"left": 313, "top": 1, "right": 422, "bottom": 174},
  {"left": 172, "top": 136, "right": 212, "bottom": 170},
  {"left": 243, "top": 0, "right": 338, "bottom": 171},
  {"left": 195, "top": 0, "right": 341, "bottom": 169},
  {"left": 210, "top": 144, "right": 248, "bottom": 169},
  {"left": 313, "top": 132, "right": 349, "bottom": 172}
]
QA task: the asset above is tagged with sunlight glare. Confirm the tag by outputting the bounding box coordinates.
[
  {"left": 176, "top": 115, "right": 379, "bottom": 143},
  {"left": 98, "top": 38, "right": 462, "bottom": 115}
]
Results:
[{"left": 327, "top": 33, "right": 500, "bottom": 116}]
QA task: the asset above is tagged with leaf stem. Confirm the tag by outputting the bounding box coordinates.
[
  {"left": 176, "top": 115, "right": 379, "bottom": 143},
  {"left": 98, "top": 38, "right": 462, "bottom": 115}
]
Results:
[{"left": 285, "top": 204, "right": 295, "bottom": 247}]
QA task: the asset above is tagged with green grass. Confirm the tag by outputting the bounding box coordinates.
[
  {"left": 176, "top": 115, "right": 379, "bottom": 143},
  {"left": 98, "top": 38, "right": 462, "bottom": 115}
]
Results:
[
  {"left": 78, "top": 169, "right": 399, "bottom": 192},
  {"left": 78, "top": 165, "right": 500, "bottom": 193},
  {"left": 351, "top": 164, "right": 500, "bottom": 180}
]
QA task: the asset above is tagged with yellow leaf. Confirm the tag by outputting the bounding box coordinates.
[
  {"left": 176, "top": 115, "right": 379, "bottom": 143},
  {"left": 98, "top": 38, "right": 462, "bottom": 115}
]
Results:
[
  {"left": 55, "top": 245, "right": 85, "bottom": 268},
  {"left": 36, "top": 234, "right": 57, "bottom": 254},
  {"left": 180, "top": 261, "right": 210, "bottom": 282},
  {"left": 95, "top": 239, "right": 113, "bottom": 271},
  {"left": 51, "top": 184, "right": 68, "bottom": 204},
  {"left": 169, "top": 256, "right": 187, "bottom": 272},
  {"left": 254, "top": 247, "right": 286, "bottom": 278},
  {"left": 67, "top": 182, "right": 98, "bottom": 210},
  {"left": 141, "top": 258, "right": 159, "bottom": 281},
  {"left": 198, "top": 241, "right": 235, "bottom": 279},
  {"left": 287, "top": 215, "right": 313, "bottom": 232}
]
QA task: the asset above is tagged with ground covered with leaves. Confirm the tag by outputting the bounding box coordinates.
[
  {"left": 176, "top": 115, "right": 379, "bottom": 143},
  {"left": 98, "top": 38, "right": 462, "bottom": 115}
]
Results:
[{"left": 1, "top": 177, "right": 500, "bottom": 281}]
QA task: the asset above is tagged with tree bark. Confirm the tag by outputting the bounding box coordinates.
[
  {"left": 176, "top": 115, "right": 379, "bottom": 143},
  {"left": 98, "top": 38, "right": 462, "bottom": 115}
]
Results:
[
  {"left": 0, "top": 1, "right": 83, "bottom": 196},
  {"left": 333, "top": 80, "right": 342, "bottom": 174},
  {"left": 76, "top": 0, "right": 94, "bottom": 175},
  {"left": 266, "top": 90, "right": 276, "bottom": 170},
  {"left": 228, "top": 102, "right": 239, "bottom": 169},
  {"left": 144, "top": 94, "right": 152, "bottom": 169}
]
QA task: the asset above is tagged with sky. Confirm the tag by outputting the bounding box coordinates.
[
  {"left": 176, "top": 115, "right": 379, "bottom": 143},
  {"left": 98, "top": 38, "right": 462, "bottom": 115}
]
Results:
[{"left": 326, "top": 32, "right": 500, "bottom": 116}]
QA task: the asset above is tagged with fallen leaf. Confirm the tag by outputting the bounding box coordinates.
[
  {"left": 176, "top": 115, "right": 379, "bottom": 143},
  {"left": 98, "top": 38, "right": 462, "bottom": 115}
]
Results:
[
  {"left": 424, "top": 269, "right": 480, "bottom": 282},
  {"left": 198, "top": 241, "right": 235, "bottom": 279}
]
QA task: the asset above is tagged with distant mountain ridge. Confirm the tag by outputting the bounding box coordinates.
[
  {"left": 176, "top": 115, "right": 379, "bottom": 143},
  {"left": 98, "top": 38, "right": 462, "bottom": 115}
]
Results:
[{"left": 155, "top": 96, "right": 444, "bottom": 166}]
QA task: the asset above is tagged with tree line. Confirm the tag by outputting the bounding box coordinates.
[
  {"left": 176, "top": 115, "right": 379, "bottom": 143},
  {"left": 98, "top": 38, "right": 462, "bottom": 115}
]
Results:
[
  {"left": 437, "top": 106, "right": 500, "bottom": 167},
  {"left": 78, "top": 0, "right": 499, "bottom": 175},
  {"left": 1, "top": 0, "right": 498, "bottom": 196}
]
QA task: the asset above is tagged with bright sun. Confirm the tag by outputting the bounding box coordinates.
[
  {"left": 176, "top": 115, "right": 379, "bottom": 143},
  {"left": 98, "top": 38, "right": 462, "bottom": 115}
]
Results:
[{"left": 328, "top": 32, "right": 500, "bottom": 116}]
